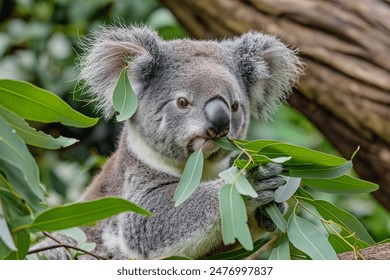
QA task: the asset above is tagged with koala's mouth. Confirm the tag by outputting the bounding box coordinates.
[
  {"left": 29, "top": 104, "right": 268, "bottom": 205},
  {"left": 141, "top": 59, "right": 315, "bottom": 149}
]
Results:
[{"left": 188, "top": 137, "right": 220, "bottom": 157}]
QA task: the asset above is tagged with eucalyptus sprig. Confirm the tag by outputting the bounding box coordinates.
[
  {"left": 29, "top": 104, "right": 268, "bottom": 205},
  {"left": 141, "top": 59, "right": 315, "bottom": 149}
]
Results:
[{"left": 174, "top": 136, "right": 379, "bottom": 259}]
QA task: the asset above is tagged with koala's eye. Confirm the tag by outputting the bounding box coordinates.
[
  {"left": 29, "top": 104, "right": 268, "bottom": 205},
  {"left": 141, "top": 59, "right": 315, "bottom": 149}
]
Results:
[
  {"left": 231, "top": 101, "right": 240, "bottom": 112},
  {"left": 177, "top": 97, "right": 189, "bottom": 108}
]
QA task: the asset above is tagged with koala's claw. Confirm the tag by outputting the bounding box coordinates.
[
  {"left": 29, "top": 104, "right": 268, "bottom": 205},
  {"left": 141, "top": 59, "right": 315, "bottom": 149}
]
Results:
[
  {"left": 245, "top": 163, "right": 286, "bottom": 207},
  {"left": 255, "top": 202, "right": 287, "bottom": 232},
  {"left": 246, "top": 163, "right": 284, "bottom": 184}
]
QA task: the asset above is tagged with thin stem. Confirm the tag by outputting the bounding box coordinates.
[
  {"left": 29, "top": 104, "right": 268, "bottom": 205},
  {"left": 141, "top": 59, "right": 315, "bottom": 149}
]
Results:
[
  {"left": 27, "top": 244, "right": 109, "bottom": 260},
  {"left": 28, "top": 231, "right": 109, "bottom": 260},
  {"left": 293, "top": 196, "right": 365, "bottom": 260}
]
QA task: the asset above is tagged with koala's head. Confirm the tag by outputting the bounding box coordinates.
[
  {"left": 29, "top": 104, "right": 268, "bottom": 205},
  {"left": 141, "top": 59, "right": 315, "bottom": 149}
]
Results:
[{"left": 80, "top": 26, "right": 301, "bottom": 164}]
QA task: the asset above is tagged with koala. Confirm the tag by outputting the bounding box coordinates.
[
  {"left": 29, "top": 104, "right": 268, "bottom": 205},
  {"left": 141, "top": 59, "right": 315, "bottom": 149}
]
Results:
[{"left": 34, "top": 26, "right": 301, "bottom": 260}]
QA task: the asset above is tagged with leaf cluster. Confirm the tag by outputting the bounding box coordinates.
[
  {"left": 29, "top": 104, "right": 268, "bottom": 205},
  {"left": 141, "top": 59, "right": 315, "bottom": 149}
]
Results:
[
  {"left": 174, "top": 137, "right": 381, "bottom": 259},
  {"left": 0, "top": 79, "right": 149, "bottom": 260}
]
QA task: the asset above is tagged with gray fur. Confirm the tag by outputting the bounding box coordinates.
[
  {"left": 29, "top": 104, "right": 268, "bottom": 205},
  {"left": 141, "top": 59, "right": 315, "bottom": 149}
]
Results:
[{"left": 34, "top": 26, "right": 301, "bottom": 259}]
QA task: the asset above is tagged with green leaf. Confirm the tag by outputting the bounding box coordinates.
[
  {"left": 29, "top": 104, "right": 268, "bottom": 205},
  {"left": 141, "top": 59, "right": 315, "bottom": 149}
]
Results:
[
  {"left": 286, "top": 161, "right": 352, "bottom": 179},
  {"left": 213, "top": 137, "right": 238, "bottom": 151},
  {"left": 4, "top": 230, "right": 30, "bottom": 260},
  {"left": 0, "top": 218, "right": 17, "bottom": 251},
  {"left": 219, "top": 184, "right": 253, "bottom": 251},
  {"left": 274, "top": 176, "right": 301, "bottom": 203},
  {"left": 328, "top": 234, "right": 369, "bottom": 254},
  {"left": 205, "top": 237, "right": 271, "bottom": 260},
  {"left": 308, "top": 199, "right": 375, "bottom": 245},
  {"left": 28, "top": 197, "right": 152, "bottom": 232},
  {"left": 0, "top": 116, "right": 45, "bottom": 211},
  {"left": 260, "top": 142, "right": 346, "bottom": 166},
  {"left": 303, "top": 175, "right": 379, "bottom": 194},
  {"left": 218, "top": 166, "right": 257, "bottom": 198},
  {"left": 264, "top": 202, "right": 287, "bottom": 232},
  {"left": 287, "top": 213, "right": 338, "bottom": 260},
  {"left": 269, "top": 241, "right": 290, "bottom": 260},
  {"left": 162, "top": 256, "right": 193, "bottom": 260},
  {"left": 0, "top": 79, "right": 98, "bottom": 128},
  {"left": 0, "top": 105, "right": 78, "bottom": 149},
  {"left": 174, "top": 149, "right": 204, "bottom": 206},
  {"left": 243, "top": 139, "right": 283, "bottom": 152},
  {"left": 112, "top": 68, "right": 138, "bottom": 122},
  {"left": 252, "top": 154, "right": 292, "bottom": 165}
]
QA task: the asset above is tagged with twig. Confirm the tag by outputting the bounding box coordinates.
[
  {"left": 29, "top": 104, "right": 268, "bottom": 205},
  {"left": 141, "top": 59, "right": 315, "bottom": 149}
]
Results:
[
  {"left": 27, "top": 244, "right": 109, "bottom": 260},
  {"left": 30, "top": 232, "right": 109, "bottom": 260}
]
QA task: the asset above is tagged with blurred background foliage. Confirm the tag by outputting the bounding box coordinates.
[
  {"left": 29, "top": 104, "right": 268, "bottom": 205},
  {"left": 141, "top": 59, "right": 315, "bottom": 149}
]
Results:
[{"left": 0, "top": 0, "right": 389, "bottom": 246}]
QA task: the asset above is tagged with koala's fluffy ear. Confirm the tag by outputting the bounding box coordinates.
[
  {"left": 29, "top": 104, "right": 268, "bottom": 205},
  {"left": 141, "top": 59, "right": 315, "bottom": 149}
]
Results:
[
  {"left": 227, "top": 31, "right": 303, "bottom": 120},
  {"left": 79, "top": 26, "right": 160, "bottom": 118}
]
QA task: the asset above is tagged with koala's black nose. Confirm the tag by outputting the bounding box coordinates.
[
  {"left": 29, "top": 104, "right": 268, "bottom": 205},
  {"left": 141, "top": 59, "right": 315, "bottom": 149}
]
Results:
[{"left": 204, "top": 97, "right": 230, "bottom": 138}]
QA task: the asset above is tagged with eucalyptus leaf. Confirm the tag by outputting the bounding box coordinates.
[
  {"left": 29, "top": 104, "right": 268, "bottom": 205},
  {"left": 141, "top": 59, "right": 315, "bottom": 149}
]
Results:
[
  {"left": 243, "top": 139, "right": 283, "bottom": 152},
  {"left": 260, "top": 142, "right": 346, "bottom": 166},
  {"left": 286, "top": 161, "right": 352, "bottom": 179},
  {"left": 213, "top": 137, "right": 238, "bottom": 151},
  {"left": 328, "top": 234, "right": 369, "bottom": 254},
  {"left": 308, "top": 199, "right": 375, "bottom": 245},
  {"left": 29, "top": 197, "right": 152, "bottom": 232},
  {"left": 0, "top": 104, "right": 78, "bottom": 149},
  {"left": 174, "top": 149, "right": 203, "bottom": 206},
  {"left": 218, "top": 166, "right": 257, "bottom": 198},
  {"left": 0, "top": 116, "right": 45, "bottom": 211},
  {"left": 112, "top": 67, "right": 138, "bottom": 122},
  {"left": 206, "top": 237, "right": 271, "bottom": 260},
  {"left": 264, "top": 202, "right": 287, "bottom": 232},
  {"left": 274, "top": 176, "right": 301, "bottom": 203},
  {"left": 269, "top": 241, "right": 290, "bottom": 260},
  {"left": 219, "top": 184, "right": 253, "bottom": 251},
  {"left": 0, "top": 79, "right": 98, "bottom": 128},
  {"left": 304, "top": 175, "right": 378, "bottom": 194},
  {"left": 0, "top": 219, "right": 17, "bottom": 251},
  {"left": 4, "top": 230, "right": 30, "bottom": 260},
  {"left": 287, "top": 213, "right": 338, "bottom": 260}
]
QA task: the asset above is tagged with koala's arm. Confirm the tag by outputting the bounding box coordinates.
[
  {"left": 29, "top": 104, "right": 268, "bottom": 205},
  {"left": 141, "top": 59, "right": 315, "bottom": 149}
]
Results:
[{"left": 116, "top": 164, "right": 284, "bottom": 260}]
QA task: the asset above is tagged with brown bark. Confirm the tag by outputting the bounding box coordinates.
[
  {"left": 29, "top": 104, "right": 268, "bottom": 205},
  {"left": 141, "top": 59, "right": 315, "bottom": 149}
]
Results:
[
  {"left": 338, "top": 243, "right": 390, "bottom": 260},
  {"left": 160, "top": 0, "right": 390, "bottom": 211}
]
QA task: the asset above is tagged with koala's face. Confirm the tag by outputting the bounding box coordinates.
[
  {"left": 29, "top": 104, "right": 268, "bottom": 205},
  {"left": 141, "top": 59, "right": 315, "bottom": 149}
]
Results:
[
  {"left": 80, "top": 27, "right": 301, "bottom": 163},
  {"left": 133, "top": 41, "right": 249, "bottom": 161}
]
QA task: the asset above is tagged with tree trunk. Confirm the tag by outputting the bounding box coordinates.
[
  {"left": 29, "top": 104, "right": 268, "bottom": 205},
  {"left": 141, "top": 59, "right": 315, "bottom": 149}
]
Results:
[{"left": 160, "top": 0, "right": 390, "bottom": 211}]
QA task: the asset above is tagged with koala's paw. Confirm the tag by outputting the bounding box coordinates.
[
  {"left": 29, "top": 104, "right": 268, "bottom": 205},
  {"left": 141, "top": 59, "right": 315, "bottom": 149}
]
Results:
[
  {"left": 255, "top": 203, "right": 287, "bottom": 232},
  {"left": 246, "top": 163, "right": 286, "bottom": 206}
]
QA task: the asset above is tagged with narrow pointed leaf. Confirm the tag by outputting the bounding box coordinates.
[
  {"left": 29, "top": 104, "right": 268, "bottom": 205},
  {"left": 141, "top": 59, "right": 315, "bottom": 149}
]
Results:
[
  {"left": 29, "top": 197, "right": 151, "bottom": 231},
  {"left": 0, "top": 105, "right": 78, "bottom": 149},
  {"left": 328, "top": 234, "right": 369, "bottom": 254},
  {"left": 243, "top": 139, "right": 283, "bottom": 152},
  {"left": 0, "top": 219, "right": 17, "bottom": 251},
  {"left": 264, "top": 202, "right": 287, "bottom": 232},
  {"left": 274, "top": 176, "right": 301, "bottom": 203},
  {"left": 309, "top": 199, "right": 375, "bottom": 245},
  {"left": 218, "top": 166, "right": 257, "bottom": 198},
  {"left": 260, "top": 142, "right": 346, "bottom": 166},
  {"left": 286, "top": 161, "right": 352, "bottom": 179},
  {"left": 0, "top": 116, "right": 45, "bottom": 210},
  {"left": 219, "top": 184, "right": 253, "bottom": 250},
  {"left": 304, "top": 175, "right": 378, "bottom": 194},
  {"left": 0, "top": 79, "right": 98, "bottom": 128},
  {"left": 213, "top": 137, "right": 238, "bottom": 151},
  {"left": 269, "top": 241, "right": 290, "bottom": 260},
  {"left": 174, "top": 149, "right": 204, "bottom": 206},
  {"left": 206, "top": 237, "right": 271, "bottom": 260},
  {"left": 112, "top": 68, "right": 138, "bottom": 122},
  {"left": 287, "top": 213, "right": 338, "bottom": 260}
]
